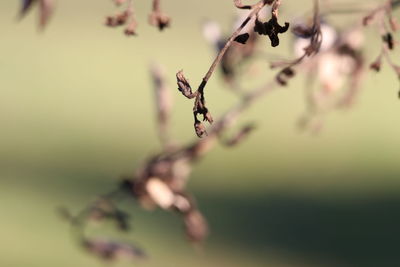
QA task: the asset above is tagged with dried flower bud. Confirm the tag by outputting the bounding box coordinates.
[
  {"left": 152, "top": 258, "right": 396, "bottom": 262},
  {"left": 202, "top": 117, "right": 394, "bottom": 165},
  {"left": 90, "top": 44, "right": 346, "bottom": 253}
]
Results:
[
  {"left": 194, "top": 121, "right": 207, "bottom": 138},
  {"left": 176, "top": 70, "right": 196, "bottom": 99},
  {"left": 149, "top": 12, "right": 171, "bottom": 31},
  {"left": 193, "top": 94, "right": 213, "bottom": 137}
]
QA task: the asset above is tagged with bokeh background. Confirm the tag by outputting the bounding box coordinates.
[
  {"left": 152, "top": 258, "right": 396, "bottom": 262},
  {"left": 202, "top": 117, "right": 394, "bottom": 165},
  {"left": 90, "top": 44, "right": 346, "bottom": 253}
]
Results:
[{"left": 1, "top": 0, "right": 400, "bottom": 266}]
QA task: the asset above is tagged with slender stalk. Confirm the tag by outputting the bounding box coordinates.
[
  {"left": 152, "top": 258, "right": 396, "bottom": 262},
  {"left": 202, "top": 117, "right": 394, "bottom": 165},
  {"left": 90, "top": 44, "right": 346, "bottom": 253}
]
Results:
[{"left": 197, "top": 0, "right": 274, "bottom": 94}]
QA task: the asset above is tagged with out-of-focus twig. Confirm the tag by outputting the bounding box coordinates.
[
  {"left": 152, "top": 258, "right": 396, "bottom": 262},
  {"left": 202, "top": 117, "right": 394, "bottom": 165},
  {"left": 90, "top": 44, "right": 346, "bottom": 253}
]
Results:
[{"left": 150, "top": 63, "right": 173, "bottom": 149}]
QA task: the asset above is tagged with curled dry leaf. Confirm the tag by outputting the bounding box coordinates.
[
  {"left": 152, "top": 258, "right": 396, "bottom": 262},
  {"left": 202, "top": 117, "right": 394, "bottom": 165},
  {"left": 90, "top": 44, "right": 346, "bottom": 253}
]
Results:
[
  {"left": 176, "top": 70, "right": 213, "bottom": 137},
  {"left": 254, "top": 16, "right": 289, "bottom": 47}
]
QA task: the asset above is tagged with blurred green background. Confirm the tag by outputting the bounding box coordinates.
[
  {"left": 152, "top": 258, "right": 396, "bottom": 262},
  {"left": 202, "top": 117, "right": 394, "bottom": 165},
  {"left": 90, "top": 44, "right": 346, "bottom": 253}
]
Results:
[{"left": 1, "top": 0, "right": 400, "bottom": 266}]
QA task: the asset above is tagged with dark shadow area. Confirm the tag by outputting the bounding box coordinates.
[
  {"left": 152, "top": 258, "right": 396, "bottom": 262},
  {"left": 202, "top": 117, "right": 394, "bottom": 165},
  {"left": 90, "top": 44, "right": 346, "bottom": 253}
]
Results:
[
  {"left": 199, "top": 191, "right": 400, "bottom": 267},
  {"left": 12, "top": 170, "right": 399, "bottom": 267}
]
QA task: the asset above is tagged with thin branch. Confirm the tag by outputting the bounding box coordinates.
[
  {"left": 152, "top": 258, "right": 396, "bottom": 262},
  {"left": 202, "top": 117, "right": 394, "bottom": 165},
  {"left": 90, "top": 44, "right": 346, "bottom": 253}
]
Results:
[{"left": 199, "top": 0, "right": 273, "bottom": 93}]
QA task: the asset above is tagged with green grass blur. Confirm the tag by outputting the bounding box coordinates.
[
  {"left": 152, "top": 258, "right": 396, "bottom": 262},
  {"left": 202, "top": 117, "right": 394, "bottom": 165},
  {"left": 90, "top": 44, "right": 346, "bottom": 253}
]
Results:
[{"left": 0, "top": 0, "right": 399, "bottom": 266}]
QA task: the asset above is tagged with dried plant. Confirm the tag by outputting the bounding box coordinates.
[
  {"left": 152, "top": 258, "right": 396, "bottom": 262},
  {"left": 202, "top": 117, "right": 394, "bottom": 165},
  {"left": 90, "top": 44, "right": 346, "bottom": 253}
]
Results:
[{"left": 16, "top": 0, "right": 400, "bottom": 263}]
